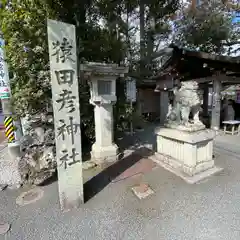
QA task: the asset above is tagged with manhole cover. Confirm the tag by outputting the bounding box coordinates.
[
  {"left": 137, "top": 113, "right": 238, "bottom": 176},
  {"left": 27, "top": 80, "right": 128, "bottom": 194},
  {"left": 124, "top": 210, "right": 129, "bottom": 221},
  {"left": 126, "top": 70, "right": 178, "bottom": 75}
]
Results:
[
  {"left": 23, "top": 192, "right": 39, "bottom": 201},
  {"left": 16, "top": 188, "right": 44, "bottom": 206},
  {"left": 0, "top": 222, "right": 10, "bottom": 235}
]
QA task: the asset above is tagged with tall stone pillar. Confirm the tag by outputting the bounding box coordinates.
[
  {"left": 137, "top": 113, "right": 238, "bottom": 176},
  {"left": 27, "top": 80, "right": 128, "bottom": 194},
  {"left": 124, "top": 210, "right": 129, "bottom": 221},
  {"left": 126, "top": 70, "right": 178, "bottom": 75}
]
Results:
[
  {"left": 211, "top": 78, "right": 222, "bottom": 130},
  {"left": 48, "top": 19, "right": 84, "bottom": 211},
  {"left": 91, "top": 101, "right": 117, "bottom": 163},
  {"left": 160, "top": 91, "right": 169, "bottom": 125}
]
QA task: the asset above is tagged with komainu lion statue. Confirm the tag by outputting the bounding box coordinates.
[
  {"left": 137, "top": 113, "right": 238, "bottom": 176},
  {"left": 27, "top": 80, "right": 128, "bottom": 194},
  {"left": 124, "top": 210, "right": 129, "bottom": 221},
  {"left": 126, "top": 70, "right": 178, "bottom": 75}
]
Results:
[{"left": 167, "top": 80, "right": 204, "bottom": 127}]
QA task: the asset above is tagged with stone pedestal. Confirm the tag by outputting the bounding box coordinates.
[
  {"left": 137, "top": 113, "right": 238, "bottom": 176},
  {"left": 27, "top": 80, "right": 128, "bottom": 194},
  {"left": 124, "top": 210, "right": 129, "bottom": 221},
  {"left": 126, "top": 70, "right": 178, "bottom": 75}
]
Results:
[
  {"left": 91, "top": 102, "right": 118, "bottom": 163},
  {"left": 153, "top": 127, "right": 222, "bottom": 183}
]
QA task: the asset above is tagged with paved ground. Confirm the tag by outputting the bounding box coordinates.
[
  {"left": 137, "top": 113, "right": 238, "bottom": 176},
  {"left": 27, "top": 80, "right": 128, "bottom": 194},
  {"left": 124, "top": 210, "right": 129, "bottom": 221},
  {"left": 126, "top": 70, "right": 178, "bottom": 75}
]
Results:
[
  {"left": 0, "top": 131, "right": 6, "bottom": 144},
  {"left": 0, "top": 130, "right": 21, "bottom": 186},
  {"left": 1, "top": 126, "right": 240, "bottom": 239}
]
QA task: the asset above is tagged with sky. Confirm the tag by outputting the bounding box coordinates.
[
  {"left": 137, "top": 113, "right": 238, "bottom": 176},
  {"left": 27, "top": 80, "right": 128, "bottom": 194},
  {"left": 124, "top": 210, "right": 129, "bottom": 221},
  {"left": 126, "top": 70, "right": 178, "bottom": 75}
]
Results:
[{"left": 232, "top": 11, "right": 240, "bottom": 23}]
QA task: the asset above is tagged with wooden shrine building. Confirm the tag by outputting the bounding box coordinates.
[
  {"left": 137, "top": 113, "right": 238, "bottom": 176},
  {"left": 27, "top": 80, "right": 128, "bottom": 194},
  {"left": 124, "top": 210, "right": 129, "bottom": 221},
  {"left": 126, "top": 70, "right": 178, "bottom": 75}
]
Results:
[{"left": 152, "top": 44, "right": 240, "bottom": 130}]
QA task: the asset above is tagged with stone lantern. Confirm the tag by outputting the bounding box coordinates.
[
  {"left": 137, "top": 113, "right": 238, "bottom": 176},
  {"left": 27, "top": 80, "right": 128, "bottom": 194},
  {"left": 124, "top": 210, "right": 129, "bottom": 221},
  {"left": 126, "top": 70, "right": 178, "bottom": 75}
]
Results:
[{"left": 80, "top": 63, "right": 128, "bottom": 163}]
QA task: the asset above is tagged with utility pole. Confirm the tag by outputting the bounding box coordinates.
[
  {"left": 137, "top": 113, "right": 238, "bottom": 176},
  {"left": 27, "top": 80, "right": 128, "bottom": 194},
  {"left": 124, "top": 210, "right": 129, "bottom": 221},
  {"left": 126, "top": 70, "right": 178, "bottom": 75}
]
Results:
[{"left": 0, "top": 36, "right": 22, "bottom": 160}]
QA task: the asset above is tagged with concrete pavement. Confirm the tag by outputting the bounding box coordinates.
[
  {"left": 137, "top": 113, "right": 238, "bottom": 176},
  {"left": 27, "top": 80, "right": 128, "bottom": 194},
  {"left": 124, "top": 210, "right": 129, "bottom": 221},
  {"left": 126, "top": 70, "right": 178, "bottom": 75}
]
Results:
[
  {"left": 1, "top": 127, "right": 240, "bottom": 239},
  {"left": 0, "top": 131, "right": 6, "bottom": 144}
]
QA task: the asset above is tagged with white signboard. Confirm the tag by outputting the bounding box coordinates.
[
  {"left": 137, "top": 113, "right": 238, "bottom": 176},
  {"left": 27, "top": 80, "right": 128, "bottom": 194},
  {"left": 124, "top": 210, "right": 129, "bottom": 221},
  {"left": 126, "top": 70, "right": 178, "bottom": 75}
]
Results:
[
  {"left": 47, "top": 19, "right": 83, "bottom": 210},
  {"left": 0, "top": 38, "right": 11, "bottom": 99},
  {"left": 126, "top": 78, "right": 136, "bottom": 102}
]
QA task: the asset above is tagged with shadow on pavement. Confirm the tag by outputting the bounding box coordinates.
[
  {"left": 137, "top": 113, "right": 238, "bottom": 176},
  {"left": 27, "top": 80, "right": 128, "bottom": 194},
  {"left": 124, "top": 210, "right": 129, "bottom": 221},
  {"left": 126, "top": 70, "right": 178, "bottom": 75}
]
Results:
[{"left": 84, "top": 146, "right": 153, "bottom": 202}]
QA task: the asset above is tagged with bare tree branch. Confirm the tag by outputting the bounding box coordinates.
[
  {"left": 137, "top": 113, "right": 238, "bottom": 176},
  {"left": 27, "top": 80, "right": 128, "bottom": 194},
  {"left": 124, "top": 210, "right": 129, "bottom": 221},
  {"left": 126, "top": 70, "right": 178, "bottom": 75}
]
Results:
[{"left": 223, "top": 41, "right": 240, "bottom": 46}]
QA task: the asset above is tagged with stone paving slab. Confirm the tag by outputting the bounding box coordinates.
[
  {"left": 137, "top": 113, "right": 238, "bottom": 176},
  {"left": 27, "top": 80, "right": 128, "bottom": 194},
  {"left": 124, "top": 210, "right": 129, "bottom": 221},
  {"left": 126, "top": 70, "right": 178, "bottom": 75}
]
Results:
[
  {"left": 112, "top": 157, "right": 157, "bottom": 183},
  {"left": 132, "top": 183, "right": 154, "bottom": 199}
]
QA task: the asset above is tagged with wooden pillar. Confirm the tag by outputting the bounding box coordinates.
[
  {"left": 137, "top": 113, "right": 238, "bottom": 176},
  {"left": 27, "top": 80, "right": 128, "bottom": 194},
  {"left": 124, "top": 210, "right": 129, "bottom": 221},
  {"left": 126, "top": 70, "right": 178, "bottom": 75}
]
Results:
[
  {"left": 202, "top": 83, "right": 209, "bottom": 117},
  {"left": 160, "top": 90, "right": 169, "bottom": 125},
  {"left": 211, "top": 78, "right": 222, "bottom": 130},
  {"left": 191, "top": 0, "right": 197, "bottom": 9}
]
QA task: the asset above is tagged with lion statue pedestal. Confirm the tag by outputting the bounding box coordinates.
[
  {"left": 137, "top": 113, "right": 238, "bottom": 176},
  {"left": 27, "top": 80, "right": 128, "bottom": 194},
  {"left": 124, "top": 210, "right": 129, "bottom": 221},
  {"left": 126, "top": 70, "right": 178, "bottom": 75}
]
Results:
[{"left": 153, "top": 81, "right": 223, "bottom": 184}]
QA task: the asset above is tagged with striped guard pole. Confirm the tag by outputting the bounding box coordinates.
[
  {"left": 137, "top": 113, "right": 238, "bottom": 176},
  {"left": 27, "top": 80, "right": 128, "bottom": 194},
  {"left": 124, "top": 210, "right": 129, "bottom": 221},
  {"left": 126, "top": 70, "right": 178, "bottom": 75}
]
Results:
[{"left": 4, "top": 116, "right": 15, "bottom": 143}]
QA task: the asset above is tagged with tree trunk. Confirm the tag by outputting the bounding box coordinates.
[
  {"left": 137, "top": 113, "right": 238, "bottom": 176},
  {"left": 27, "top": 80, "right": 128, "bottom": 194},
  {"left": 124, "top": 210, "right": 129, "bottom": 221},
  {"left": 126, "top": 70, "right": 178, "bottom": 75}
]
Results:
[
  {"left": 135, "top": 0, "right": 145, "bottom": 129},
  {"left": 140, "top": 0, "right": 145, "bottom": 72}
]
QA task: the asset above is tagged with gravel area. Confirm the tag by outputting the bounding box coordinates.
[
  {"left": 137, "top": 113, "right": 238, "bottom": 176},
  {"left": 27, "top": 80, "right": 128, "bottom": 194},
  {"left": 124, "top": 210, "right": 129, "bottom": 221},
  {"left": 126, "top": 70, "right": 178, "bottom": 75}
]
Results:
[{"left": 0, "top": 143, "right": 21, "bottom": 186}]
